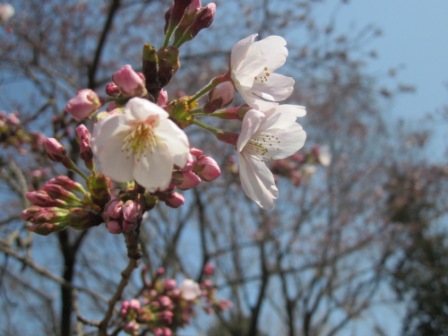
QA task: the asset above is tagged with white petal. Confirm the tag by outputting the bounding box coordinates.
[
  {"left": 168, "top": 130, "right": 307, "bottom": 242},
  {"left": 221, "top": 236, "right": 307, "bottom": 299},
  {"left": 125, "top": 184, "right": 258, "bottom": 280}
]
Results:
[
  {"left": 92, "top": 114, "right": 129, "bottom": 152},
  {"left": 125, "top": 97, "right": 168, "bottom": 121},
  {"left": 133, "top": 144, "right": 173, "bottom": 192},
  {"left": 230, "top": 34, "right": 258, "bottom": 73},
  {"left": 267, "top": 126, "right": 307, "bottom": 160},
  {"left": 238, "top": 153, "right": 278, "bottom": 209},
  {"left": 237, "top": 109, "right": 264, "bottom": 152},
  {"left": 272, "top": 104, "right": 306, "bottom": 118},
  {"left": 155, "top": 119, "right": 190, "bottom": 168},
  {"left": 95, "top": 133, "right": 134, "bottom": 182},
  {"left": 179, "top": 279, "right": 201, "bottom": 301},
  {"left": 251, "top": 35, "right": 288, "bottom": 71},
  {"left": 251, "top": 73, "right": 295, "bottom": 103}
]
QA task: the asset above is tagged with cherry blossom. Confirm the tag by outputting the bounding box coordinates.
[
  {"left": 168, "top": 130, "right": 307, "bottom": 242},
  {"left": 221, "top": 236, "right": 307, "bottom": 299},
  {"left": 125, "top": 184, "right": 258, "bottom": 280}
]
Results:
[
  {"left": 237, "top": 105, "right": 306, "bottom": 209},
  {"left": 230, "top": 34, "right": 295, "bottom": 110},
  {"left": 91, "top": 98, "right": 189, "bottom": 192},
  {"left": 179, "top": 279, "right": 201, "bottom": 301}
]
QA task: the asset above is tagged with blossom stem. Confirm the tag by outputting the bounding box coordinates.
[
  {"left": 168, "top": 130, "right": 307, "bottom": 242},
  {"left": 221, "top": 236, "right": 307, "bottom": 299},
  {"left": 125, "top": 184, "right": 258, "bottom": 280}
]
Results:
[
  {"left": 188, "top": 72, "right": 231, "bottom": 104},
  {"left": 66, "top": 159, "right": 90, "bottom": 181},
  {"left": 192, "top": 120, "right": 220, "bottom": 135}
]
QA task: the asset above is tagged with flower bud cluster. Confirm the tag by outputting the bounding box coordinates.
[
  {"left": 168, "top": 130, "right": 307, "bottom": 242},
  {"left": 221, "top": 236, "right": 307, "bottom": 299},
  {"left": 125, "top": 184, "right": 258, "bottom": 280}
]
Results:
[
  {"left": 21, "top": 176, "right": 103, "bottom": 235},
  {"left": 270, "top": 145, "right": 331, "bottom": 186},
  {"left": 120, "top": 265, "right": 231, "bottom": 335},
  {"left": 0, "top": 112, "right": 45, "bottom": 154},
  {"left": 171, "top": 147, "right": 221, "bottom": 190},
  {"left": 103, "top": 198, "right": 144, "bottom": 234},
  {"left": 164, "top": 0, "right": 216, "bottom": 47}
]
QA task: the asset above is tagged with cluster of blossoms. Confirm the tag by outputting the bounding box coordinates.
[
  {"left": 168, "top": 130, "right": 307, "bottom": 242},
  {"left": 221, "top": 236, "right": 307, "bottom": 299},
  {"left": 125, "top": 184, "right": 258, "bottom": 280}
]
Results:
[
  {"left": 23, "top": 0, "right": 309, "bottom": 240},
  {"left": 120, "top": 265, "right": 231, "bottom": 335},
  {"left": 0, "top": 112, "right": 44, "bottom": 154},
  {"left": 20, "top": 0, "right": 312, "bottom": 331},
  {"left": 271, "top": 145, "right": 331, "bottom": 186}
]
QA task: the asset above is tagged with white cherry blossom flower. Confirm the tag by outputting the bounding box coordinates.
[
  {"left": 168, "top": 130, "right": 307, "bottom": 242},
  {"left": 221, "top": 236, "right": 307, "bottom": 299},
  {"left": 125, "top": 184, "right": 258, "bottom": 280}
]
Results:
[
  {"left": 237, "top": 105, "right": 306, "bottom": 209},
  {"left": 230, "top": 34, "right": 295, "bottom": 110},
  {"left": 0, "top": 3, "right": 14, "bottom": 22},
  {"left": 179, "top": 279, "right": 201, "bottom": 301},
  {"left": 92, "top": 98, "right": 189, "bottom": 192},
  {"left": 318, "top": 145, "right": 331, "bottom": 166}
]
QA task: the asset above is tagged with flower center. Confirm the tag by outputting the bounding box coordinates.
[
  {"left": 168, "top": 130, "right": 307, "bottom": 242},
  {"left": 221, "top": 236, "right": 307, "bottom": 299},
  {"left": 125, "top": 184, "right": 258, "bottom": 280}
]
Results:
[
  {"left": 254, "top": 66, "right": 271, "bottom": 83},
  {"left": 122, "top": 115, "right": 160, "bottom": 161},
  {"left": 244, "top": 133, "right": 281, "bottom": 161}
]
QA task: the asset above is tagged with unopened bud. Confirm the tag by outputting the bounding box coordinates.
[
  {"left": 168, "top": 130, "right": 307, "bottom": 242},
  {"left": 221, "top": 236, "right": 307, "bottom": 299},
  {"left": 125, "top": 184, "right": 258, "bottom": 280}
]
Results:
[
  {"left": 171, "top": 171, "right": 201, "bottom": 190},
  {"left": 26, "top": 190, "right": 67, "bottom": 207},
  {"left": 193, "top": 155, "right": 221, "bottom": 181},
  {"left": 44, "top": 138, "right": 69, "bottom": 164},
  {"left": 67, "top": 208, "right": 102, "bottom": 230},
  {"left": 164, "top": 192, "right": 185, "bottom": 208},
  {"left": 106, "top": 220, "right": 122, "bottom": 234},
  {"left": 76, "top": 125, "right": 94, "bottom": 169},
  {"left": 112, "top": 65, "right": 147, "bottom": 97},
  {"left": 205, "top": 81, "right": 234, "bottom": 113},
  {"left": 157, "top": 89, "right": 169, "bottom": 108},
  {"left": 87, "top": 174, "right": 112, "bottom": 207},
  {"left": 104, "top": 199, "right": 124, "bottom": 220},
  {"left": 65, "top": 89, "right": 101, "bottom": 121},
  {"left": 42, "top": 183, "right": 81, "bottom": 206},
  {"left": 105, "top": 82, "right": 120, "bottom": 97},
  {"left": 48, "top": 176, "right": 86, "bottom": 193},
  {"left": 187, "top": 3, "right": 216, "bottom": 39},
  {"left": 203, "top": 263, "right": 215, "bottom": 276},
  {"left": 122, "top": 200, "right": 143, "bottom": 224}
]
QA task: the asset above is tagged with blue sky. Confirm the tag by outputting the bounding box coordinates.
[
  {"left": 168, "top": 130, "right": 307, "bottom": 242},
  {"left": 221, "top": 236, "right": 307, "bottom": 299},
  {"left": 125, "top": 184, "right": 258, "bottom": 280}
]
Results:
[{"left": 333, "top": 0, "right": 448, "bottom": 161}]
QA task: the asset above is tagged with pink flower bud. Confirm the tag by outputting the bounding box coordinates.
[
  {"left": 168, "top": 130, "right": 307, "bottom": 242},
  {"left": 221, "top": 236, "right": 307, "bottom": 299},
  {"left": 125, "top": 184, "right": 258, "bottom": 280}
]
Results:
[
  {"left": 159, "top": 310, "right": 174, "bottom": 324},
  {"left": 159, "top": 295, "right": 173, "bottom": 308},
  {"left": 120, "top": 300, "right": 130, "bottom": 316},
  {"left": 164, "top": 192, "right": 185, "bottom": 208},
  {"left": 42, "top": 183, "right": 80, "bottom": 204},
  {"left": 104, "top": 199, "right": 124, "bottom": 220},
  {"left": 44, "top": 138, "right": 67, "bottom": 163},
  {"left": 48, "top": 176, "right": 85, "bottom": 193},
  {"left": 112, "top": 65, "right": 147, "bottom": 97},
  {"left": 105, "top": 82, "right": 120, "bottom": 97},
  {"left": 7, "top": 113, "right": 20, "bottom": 125},
  {"left": 21, "top": 206, "right": 68, "bottom": 224},
  {"left": 164, "top": 279, "right": 176, "bottom": 291},
  {"left": 217, "top": 299, "right": 233, "bottom": 311},
  {"left": 122, "top": 200, "right": 143, "bottom": 224},
  {"left": 193, "top": 155, "right": 221, "bottom": 181},
  {"left": 156, "top": 267, "right": 166, "bottom": 276},
  {"left": 26, "top": 190, "right": 67, "bottom": 207},
  {"left": 75, "top": 125, "right": 93, "bottom": 168},
  {"left": 206, "top": 81, "right": 234, "bottom": 112},
  {"left": 154, "top": 327, "right": 172, "bottom": 336},
  {"left": 128, "top": 299, "right": 141, "bottom": 311},
  {"left": 187, "top": 3, "right": 216, "bottom": 38},
  {"left": 106, "top": 220, "right": 123, "bottom": 234},
  {"left": 203, "top": 263, "right": 215, "bottom": 276},
  {"left": 123, "top": 321, "right": 140, "bottom": 334},
  {"left": 157, "top": 89, "right": 169, "bottom": 108},
  {"left": 190, "top": 147, "right": 203, "bottom": 158},
  {"left": 65, "top": 89, "right": 101, "bottom": 121},
  {"left": 171, "top": 171, "right": 201, "bottom": 190}
]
